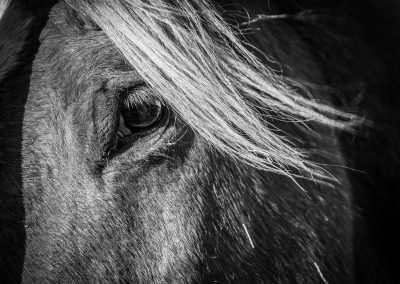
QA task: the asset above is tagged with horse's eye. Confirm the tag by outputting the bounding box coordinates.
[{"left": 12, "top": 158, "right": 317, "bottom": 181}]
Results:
[{"left": 117, "top": 99, "right": 164, "bottom": 138}]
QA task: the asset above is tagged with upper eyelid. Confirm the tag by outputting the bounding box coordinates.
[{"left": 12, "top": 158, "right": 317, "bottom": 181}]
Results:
[
  {"left": 105, "top": 72, "right": 144, "bottom": 91},
  {"left": 121, "top": 86, "right": 160, "bottom": 107},
  {"left": 103, "top": 73, "right": 162, "bottom": 106}
]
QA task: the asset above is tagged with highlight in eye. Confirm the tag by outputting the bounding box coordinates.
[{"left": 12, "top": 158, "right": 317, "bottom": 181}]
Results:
[
  {"left": 114, "top": 84, "right": 169, "bottom": 147},
  {"left": 117, "top": 99, "right": 164, "bottom": 138}
]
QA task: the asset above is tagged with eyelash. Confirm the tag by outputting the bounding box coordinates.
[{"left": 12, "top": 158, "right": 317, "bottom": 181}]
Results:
[
  {"left": 117, "top": 97, "right": 165, "bottom": 139},
  {"left": 105, "top": 90, "right": 169, "bottom": 157}
]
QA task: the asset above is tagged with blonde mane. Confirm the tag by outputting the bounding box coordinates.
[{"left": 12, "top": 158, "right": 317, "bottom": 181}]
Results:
[
  {"left": 69, "top": 0, "right": 360, "bottom": 181},
  {"left": 0, "top": 0, "right": 9, "bottom": 19},
  {"left": 0, "top": 0, "right": 33, "bottom": 83}
]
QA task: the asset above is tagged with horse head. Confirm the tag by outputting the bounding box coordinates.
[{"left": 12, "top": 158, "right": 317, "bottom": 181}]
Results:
[{"left": 1, "top": 0, "right": 398, "bottom": 283}]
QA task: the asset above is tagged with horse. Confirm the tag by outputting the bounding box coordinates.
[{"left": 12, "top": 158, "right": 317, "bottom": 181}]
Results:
[{"left": 0, "top": 0, "right": 398, "bottom": 283}]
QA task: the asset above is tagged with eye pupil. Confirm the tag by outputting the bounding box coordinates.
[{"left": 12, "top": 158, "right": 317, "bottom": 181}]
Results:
[
  {"left": 122, "top": 103, "right": 161, "bottom": 129},
  {"left": 117, "top": 99, "right": 164, "bottom": 139}
]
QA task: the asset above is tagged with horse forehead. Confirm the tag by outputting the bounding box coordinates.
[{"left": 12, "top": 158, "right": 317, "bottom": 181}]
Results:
[
  {"left": 32, "top": 2, "right": 132, "bottom": 107},
  {"left": 40, "top": 3, "right": 116, "bottom": 68}
]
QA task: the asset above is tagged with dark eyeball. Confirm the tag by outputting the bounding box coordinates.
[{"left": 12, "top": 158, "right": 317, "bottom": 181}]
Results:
[{"left": 117, "top": 99, "right": 164, "bottom": 139}]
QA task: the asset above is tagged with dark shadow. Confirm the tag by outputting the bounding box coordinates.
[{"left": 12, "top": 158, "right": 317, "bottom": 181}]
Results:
[{"left": 0, "top": 1, "right": 56, "bottom": 283}]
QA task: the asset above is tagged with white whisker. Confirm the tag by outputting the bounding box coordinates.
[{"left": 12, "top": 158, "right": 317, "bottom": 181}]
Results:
[
  {"left": 242, "top": 223, "right": 255, "bottom": 249},
  {"left": 313, "top": 262, "right": 329, "bottom": 284}
]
